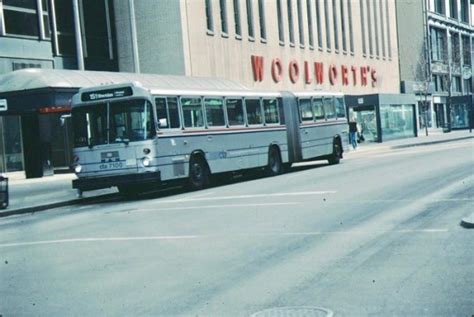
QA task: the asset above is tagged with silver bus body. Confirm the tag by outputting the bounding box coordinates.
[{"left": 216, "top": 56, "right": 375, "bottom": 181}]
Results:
[{"left": 71, "top": 80, "right": 348, "bottom": 192}]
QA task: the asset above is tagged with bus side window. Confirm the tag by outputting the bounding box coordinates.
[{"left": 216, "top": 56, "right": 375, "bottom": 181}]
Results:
[
  {"left": 155, "top": 97, "right": 180, "bottom": 129},
  {"left": 324, "top": 97, "right": 336, "bottom": 120},
  {"left": 263, "top": 99, "right": 279, "bottom": 124},
  {"left": 299, "top": 98, "right": 313, "bottom": 122},
  {"left": 335, "top": 97, "right": 346, "bottom": 119},
  {"left": 313, "top": 98, "right": 324, "bottom": 121},
  {"left": 245, "top": 99, "right": 263, "bottom": 125},
  {"left": 204, "top": 98, "right": 225, "bottom": 127},
  {"left": 181, "top": 97, "right": 204, "bottom": 128},
  {"left": 167, "top": 97, "right": 180, "bottom": 128},
  {"left": 156, "top": 97, "right": 169, "bottom": 128},
  {"left": 226, "top": 98, "right": 245, "bottom": 126},
  {"left": 277, "top": 98, "right": 285, "bottom": 124}
]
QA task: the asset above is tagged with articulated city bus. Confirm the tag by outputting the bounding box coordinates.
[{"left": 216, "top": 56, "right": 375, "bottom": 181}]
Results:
[{"left": 71, "top": 76, "right": 348, "bottom": 196}]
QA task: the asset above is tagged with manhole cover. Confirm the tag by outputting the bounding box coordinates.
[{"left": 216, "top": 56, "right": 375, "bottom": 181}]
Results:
[{"left": 251, "top": 306, "right": 334, "bottom": 317}]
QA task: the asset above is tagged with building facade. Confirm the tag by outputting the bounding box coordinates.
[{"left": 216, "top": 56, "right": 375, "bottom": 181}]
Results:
[
  {"left": 397, "top": 0, "right": 474, "bottom": 132},
  {"left": 0, "top": 0, "right": 408, "bottom": 175}
]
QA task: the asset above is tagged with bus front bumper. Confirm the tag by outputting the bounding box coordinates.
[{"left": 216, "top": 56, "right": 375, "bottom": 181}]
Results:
[{"left": 72, "top": 171, "right": 161, "bottom": 191}]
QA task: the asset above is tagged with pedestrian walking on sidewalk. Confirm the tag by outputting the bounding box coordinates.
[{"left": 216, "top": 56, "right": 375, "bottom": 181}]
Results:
[{"left": 349, "top": 117, "right": 359, "bottom": 150}]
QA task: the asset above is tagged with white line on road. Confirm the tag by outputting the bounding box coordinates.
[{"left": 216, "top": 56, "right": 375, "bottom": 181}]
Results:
[
  {"left": 0, "top": 228, "right": 448, "bottom": 249},
  {"left": 142, "top": 202, "right": 302, "bottom": 211},
  {"left": 0, "top": 235, "right": 198, "bottom": 248},
  {"left": 158, "top": 191, "right": 337, "bottom": 204}
]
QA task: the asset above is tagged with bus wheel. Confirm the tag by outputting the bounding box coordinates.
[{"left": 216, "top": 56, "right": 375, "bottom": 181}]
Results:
[
  {"left": 267, "top": 146, "right": 283, "bottom": 176},
  {"left": 328, "top": 140, "right": 342, "bottom": 165},
  {"left": 189, "top": 155, "right": 210, "bottom": 190}
]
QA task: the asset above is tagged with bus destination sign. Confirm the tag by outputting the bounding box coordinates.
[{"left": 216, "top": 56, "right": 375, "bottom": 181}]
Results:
[{"left": 81, "top": 87, "right": 133, "bottom": 102}]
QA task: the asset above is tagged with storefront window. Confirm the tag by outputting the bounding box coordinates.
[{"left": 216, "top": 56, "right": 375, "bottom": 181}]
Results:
[
  {"left": 450, "top": 104, "right": 469, "bottom": 129},
  {"left": 0, "top": 116, "right": 24, "bottom": 172},
  {"left": 380, "top": 104, "right": 415, "bottom": 141}
]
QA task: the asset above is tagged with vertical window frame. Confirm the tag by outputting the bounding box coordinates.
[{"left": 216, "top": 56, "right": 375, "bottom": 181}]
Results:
[
  {"left": 246, "top": 0, "right": 255, "bottom": 41},
  {"left": 277, "top": 0, "right": 285, "bottom": 45},
  {"left": 332, "top": 0, "right": 339, "bottom": 52},
  {"left": 205, "top": 0, "right": 214, "bottom": 35},
  {"left": 233, "top": 0, "right": 242, "bottom": 39},
  {"left": 347, "top": 0, "right": 354, "bottom": 54},
  {"left": 315, "top": 0, "right": 323, "bottom": 50},
  {"left": 288, "top": 0, "right": 295, "bottom": 46},
  {"left": 306, "top": 0, "right": 314, "bottom": 49},
  {"left": 340, "top": 0, "right": 346, "bottom": 53},
  {"left": 220, "top": 0, "right": 229, "bottom": 37},
  {"left": 258, "top": 0, "right": 266, "bottom": 42},
  {"left": 297, "top": 0, "right": 305, "bottom": 48},
  {"left": 324, "top": 0, "right": 331, "bottom": 51}
]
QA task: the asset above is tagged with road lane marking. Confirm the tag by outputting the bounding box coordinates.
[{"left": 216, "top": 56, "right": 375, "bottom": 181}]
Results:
[
  {"left": 158, "top": 191, "right": 337, "bottom": 204},
  {"left": 143, "top": 202, "right": 301, "bottom": 211},
  {"left": 0, "top": 229, "right": 448, "bottom": 249},
  {"left": 0, "top": 235, "right": 198, "bottom": 248}
]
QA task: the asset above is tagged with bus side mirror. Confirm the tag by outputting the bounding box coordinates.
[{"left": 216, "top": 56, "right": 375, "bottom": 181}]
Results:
[{"left": 60, "top": 114, "right": 71, "bottom": 126}]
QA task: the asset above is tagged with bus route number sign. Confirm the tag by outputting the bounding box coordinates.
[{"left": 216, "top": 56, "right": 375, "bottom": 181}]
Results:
[{"left": 82, "top": 87, "right": 133, "bottom": 102}]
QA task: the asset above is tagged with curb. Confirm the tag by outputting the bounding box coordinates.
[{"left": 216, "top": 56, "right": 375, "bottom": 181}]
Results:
[
  {"left": 390, "top": 135, "right": 474, "bottom": 150},
  {"left": 0, "top": 193, "right": 119, "bottom": 218},
  {"left": 460, "top": 213, "right": 474, "bottom": 229}
]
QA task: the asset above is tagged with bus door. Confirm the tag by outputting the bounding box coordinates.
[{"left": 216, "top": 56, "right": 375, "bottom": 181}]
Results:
[{"left": 281, "top": 92, "right": 302, "bottom": 163}]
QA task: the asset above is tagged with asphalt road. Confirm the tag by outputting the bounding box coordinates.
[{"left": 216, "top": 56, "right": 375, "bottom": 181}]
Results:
[{"left": 1, "top": 140, "right": 473, "bottom": 316}]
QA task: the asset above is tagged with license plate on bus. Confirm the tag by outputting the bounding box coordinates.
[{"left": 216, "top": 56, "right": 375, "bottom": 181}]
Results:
[{"left": 99, "top": 161, "right": 124, "bottom": 170}]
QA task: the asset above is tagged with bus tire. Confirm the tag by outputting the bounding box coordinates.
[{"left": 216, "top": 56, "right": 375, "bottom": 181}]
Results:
[
  {"left": 188, "top": 155, "right": 210, "bottom": 190},
  {"left": 328, "top": 139, "right": 342, "bottom": 165},
  {"left": 267, "top": 146, "right": 283, "bottom": 176}
]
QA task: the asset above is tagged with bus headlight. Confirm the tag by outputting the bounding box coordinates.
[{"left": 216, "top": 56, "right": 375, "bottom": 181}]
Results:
[
  {"left": 142, "top": 157, "right": 151, "bottom": 167},
  {"left": 74, "top": 164, "right": 83, "bottom": 173}
]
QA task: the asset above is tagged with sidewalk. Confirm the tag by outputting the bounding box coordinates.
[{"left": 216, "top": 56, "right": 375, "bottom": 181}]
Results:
[{"left": 0, "top": 130, "right": 473, "bottom": 218}]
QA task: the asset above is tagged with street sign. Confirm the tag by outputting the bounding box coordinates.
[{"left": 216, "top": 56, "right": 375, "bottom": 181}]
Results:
[{"left": 0, "top": 99, "right": 7, "bottom": 111}]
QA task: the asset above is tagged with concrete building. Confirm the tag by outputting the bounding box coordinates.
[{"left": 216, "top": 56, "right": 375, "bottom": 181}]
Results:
[
  {"left": 0, "top": 0, "right": 413, "bottom": 176},
  {"left": 397, "top": 0, "right": 474, "bottom": 133}
]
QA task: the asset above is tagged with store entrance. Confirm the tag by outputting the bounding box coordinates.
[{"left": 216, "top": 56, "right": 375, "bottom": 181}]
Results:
[{"left": 349, "top": 106, "right": 378, "bottom": 143}]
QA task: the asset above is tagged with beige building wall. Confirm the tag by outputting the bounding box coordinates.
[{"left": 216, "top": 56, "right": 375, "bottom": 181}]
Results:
[{"left": 180, "top": 0, "right": 400, "bottom": 94}]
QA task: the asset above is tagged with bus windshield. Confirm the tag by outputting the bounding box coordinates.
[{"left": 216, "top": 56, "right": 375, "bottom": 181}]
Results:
[{"left": 72, "top": 99, "right": 155, "bottom": 147}]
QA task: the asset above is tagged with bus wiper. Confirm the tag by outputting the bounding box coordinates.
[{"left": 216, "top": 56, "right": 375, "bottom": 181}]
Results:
[{"left": 88, "top": 138, "right": 94, "bottom": 149}]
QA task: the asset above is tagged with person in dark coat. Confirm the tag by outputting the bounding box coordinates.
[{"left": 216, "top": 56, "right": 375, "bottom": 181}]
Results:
[{"left": 348, "top": 117, "right": 358, "bottom": 150}]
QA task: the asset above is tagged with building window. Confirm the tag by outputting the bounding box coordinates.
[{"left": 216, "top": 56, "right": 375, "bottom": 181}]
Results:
[
  {"left": 464, "top": 79, "right": 472, "bottom": 93},
  {"left": 449, "top": 0, "right": 458, "bottom": 19},
  {"left": 332, "top": 0, "right": 339, "bottom": 52},
  {"left": 462, "top": 35, "right": 471, "bottom": 65},
  {"left": 41, "top": 0, "right": 51, "bottom": 39},
  {"left": 379, "top": 0, "right": 385, "bottom": 58},
  {"left": 54, "top": 0, "right": 76, "bottom": 56},
  {"left": 360, "top": 0, "right": 366, "bottom": 55},
  {"left": 220, "top": 0, "right": 229, "bottom": 36},
  {"left": 366, "top": 0, "right": 373, "bottom": 56},
  {"left": 373, "top": 0, "right": 379, "bottom": 58},
  {"left": 434, "top": 0, "right": 445, "bottom": 15},
  {"left": 324, "top": 0, "right": 331, "bottom": 50},
  {"left": 451, "top": 33, "right": 461, "bottom": 65},
  {"left": 287, "top": 0, "right": 295, "bottom": 46},
  {"left": 347, "top": 0, "right": 354, "bottom": 54},
  {"left": 315, "top": 0, "right": 323, "bottom": 49},
  {"left": 430, "top": 27, "right": 447, "bottom": 62},
  {"left": 452, "top": 76, "right": 462, "bottom": 92},
  {"left": 460, "top": 0, "right": 469, "bottom": 23},
  {"left": 306, "top": 0, "right": 314, "bottom": 49},
  {"left": 339, "top": 0, "right": 346, "bottom": 52},
  {"left": 2, "top": 0, "right": 39, "bottom": 37},
  {"left": 233, "top": 0, "right": 242, "bottom": 38},
  {"left": 246, "top": 0, "right": 254, "bottom": 40},
  {"left": 385, "top": 0, "right": 391, "bottom": 59},
  {"left": 258, "top": 0, "right": 266, "bottom": 41},
  {"left": 276, "top": 0, "right": 284, "bottom": 44},
  {"left": 205, "top": 0, "right": 214, "bottom": 34},
  {"left": 433, "top": 74, "right": 445, "bottom": 92},
  {"left": 297, "top": 0, "right": 304, "bottom": 47},
  {"left": 81, "top": 0, "right": 116, "bottom": 63}
]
